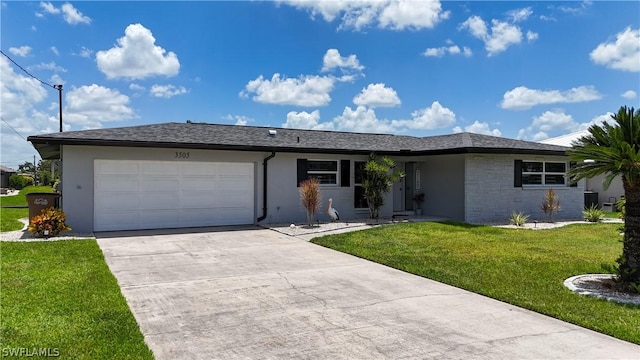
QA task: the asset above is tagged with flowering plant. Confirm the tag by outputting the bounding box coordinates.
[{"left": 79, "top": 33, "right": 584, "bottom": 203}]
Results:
[{"left": 27, "top": 207, "right": 71, "bottom": 238}]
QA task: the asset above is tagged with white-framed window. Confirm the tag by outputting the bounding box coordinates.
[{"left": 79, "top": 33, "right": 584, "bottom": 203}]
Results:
[
  {"left": 522, "top": 161, "right": 567, "bottom": 185},
  {"left": 354, "top": 161, "right": 368, "bottom": 209},
  {"left": 307, "top": 160, "right": 339, "bottom": 185}
]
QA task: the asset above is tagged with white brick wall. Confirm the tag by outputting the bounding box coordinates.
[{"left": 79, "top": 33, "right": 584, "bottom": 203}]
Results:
[{"left": 464, "top": 154, "right": 584, "bottom": 224}]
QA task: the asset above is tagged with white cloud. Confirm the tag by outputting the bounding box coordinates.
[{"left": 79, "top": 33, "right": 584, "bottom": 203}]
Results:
[
  {"left": 61, "top": 2, "right": 91, "bottom": 24},
  {"left": 517, "top": 110, "right": 612, "bottom": 141},
  {"left": 9, "top": 46, "right": 32, "bottom": 57},
  {"left": 39, "top": 2, "right": 60, "bottom": 15},
  {"left": 223, "top": 114, "right": 253, "bottom": 126},
  {"left": 539, "top": 15, "right": 556, "bottom": 22},
  {"left": 423, "top": 44, "right": 472, "bottom": 57},
  {"left": 460, "top": 15, "right": 525, "bottom": 56},
  {"left": 241, "top": 73, "right": 335, "bottom": 107},
  {"left": 96, "top": 23, "right": 180, "bottom": 80},
  {"left": 64, "top": 84, "right": 135, "bottom": 129},
  {"left": 321, "top": 49, "right": 364, "bottom": 72},
  {"left": 391, "top": 101, "right": 456, "bottom": 130},
  {"left": 507, "top": 7, "right": 533, "bottom": 22},
  {"left": 453, "top": 121, "right": 502, "bottom": 136},
  {"left": 501, "top": 85, "right": 602, "bottom": 110},
  {"left": 590, "top": 27, "right": 640, "bottom": 72},
  {"left": 129, "top": 83, "right": 145, "bottom": 92},
  {"left": 332, "top": 106, "right": 394, "bottom": 133},
  {"left": 558, "top": 0, "right": 592, "bottom": 15},
  {"left": 149, "top": 84, "right": 188, "bottom": 98},
  {"left": 38, "top": 2, "right": 91, "bottom": 24},
  {"left": 50, "top": 46, "right": 59, "bottom": 56},
  {"left": 280, "top": 0, "right": 449, "bottom": 31},
  {"left": 28, "top": 61, "right": 66, "bottom": 73},
  {"left": 77, "top": 46, "right": 93, "bottom": 58},
  {"left": 353, "top": 83, "right": 401, "bottom": 108},
  {"left": 0, "top": 55, "right": 58, "bottom": 164},
  {"left": 622, "top": 90, "right": 638, "bottom": 99},
  {"left": 377, "top": 0, "right": 451, "bottom": 31},
  {"left": 282, "top": 110, "right": 333, "bottom": 130},
  {"left": 526, "top": 30, "right": 538, "bottom": 42},
  {"left": 49, "top": 74, "right": 64, "bottom": 86}
]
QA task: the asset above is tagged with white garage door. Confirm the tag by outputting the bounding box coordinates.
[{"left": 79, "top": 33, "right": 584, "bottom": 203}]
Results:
[{"left": 94, "top": 160, "right": 254, "bottom": 231}]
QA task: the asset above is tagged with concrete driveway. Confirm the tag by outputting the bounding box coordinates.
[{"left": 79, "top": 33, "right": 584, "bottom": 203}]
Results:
[{"left": 97, "top": 226, "right": 639, "bottom": 359}]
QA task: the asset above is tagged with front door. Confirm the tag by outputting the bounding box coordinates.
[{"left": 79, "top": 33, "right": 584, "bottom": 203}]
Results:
[{"left": 404, "top": 162, "right": 415, "bottom": 211}]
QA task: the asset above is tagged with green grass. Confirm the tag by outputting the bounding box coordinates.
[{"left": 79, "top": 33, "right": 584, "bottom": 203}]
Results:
[
  {"left": 0, "top": 186, "right": 54, "bottom": 232},
  {"left": 312, "top": 221, "right": 640, "bottom": 344},
  {"left": 0, "top": 240, "right": 154, "bottom": 359}
]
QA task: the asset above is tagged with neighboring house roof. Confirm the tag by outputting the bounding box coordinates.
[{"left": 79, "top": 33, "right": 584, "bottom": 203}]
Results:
[
  {"left": 28, "top": 122, "right": 569, "bottom": 159},
  {"left": 539, "top": 130, "right": 589, "bottom": 147},
  {"left": 0, "top": 165, "right": 17, "bottom": 173}
]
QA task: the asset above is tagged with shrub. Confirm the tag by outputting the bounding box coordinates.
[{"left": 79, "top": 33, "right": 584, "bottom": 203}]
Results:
[
  {"left": 541, "top": 188, "right": 560, "bottom": 222},
  {"left": 9, "top": 174, "right": 26, "bottom": 189},
  {"left": 583, "top": 204, "right": 604, "bottom": 222},
  {"left": 509, "top": 211, "right": 529, "bottom": 226},
  {"left": 363, "top": 153, "right": 404, "bottom": 219},
  {"left": 27, "top": 207, "right": 71, "bottom": 238},
  {"left": 299, "top": 178, "right": 321, "bottom": 226}
]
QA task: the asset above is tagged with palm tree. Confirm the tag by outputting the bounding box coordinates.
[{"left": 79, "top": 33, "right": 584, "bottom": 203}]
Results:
[{"left": 568, "top": 105, "right": 640, "bottom": 293}]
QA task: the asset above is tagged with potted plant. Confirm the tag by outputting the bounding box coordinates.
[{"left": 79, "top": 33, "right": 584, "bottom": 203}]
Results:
[{"left": 413, "top": 192, "right": 425, "bottom": 215}]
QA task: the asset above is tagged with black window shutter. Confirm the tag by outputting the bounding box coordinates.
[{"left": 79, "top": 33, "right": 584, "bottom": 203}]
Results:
[
  {"left": 514, "top": 160, "right": 522, "bottom": 187},
  {"left": 569, "top": 161, "right": 578, "bottom": 187},
  {"left": 340, "top": 160, "right": 350, "bottom": 187},
  {"left": 297, "top": 159, "right": 308, "bottom": 187}
]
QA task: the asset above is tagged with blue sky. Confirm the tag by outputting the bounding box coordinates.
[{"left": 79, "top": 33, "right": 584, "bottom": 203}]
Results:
[{"left": 1, "top": 1, "right": 639, "bottom": 169}]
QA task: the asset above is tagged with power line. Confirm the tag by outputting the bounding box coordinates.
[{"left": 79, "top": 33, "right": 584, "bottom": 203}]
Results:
[
  {"left": 0, "top": 117, "right": 27, "bottom": 140},
  {"left": 0, "top": 50, "right": 57, "bottom": 89}
]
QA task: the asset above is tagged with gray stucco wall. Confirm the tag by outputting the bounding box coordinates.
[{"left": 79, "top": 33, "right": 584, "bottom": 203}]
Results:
[
  {"left": 265, "top": 152, "right": 393, "bottom": 224},
  {"left": 464, "top": 154, "right": 584, "bottom": 223},
  {"left": 61, "top": 146, "right": 392, "bottom": 232},
  {"left": 419, "top": 155, "right": 465, "bottom": 221}
]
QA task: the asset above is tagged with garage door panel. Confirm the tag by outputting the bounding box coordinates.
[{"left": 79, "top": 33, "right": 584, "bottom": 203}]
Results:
[
  {"left": 95, "top": 160, "right": 254, "bottom": 231},
  {"left": 140, "top": 211, "right": 181, "bottom": 229},
  {"left": 95, "top": 211, "right": 140, "bottom": 231},
  {"left": 97, "top": 161, "right": 139, "bottom": 175},
  {"left": 182, "top": 163, "right": 217, "bottom": 176},
  {"left": 96, "top": 176, "right": 138, "bottom": 191},
  {"left": 139, "top": 193, "right": 180, "bottom": 211},
  {"left": 181, "top": 178, "right": 216, "bottom": 191},
  {"left": 142, "top": 163, "right": 180, "bottom": 175},
  {"left": 219, "top": 163, "right": 252, "bottom": 175},
  {"left": 140, "top": 177, "right": 180, "bottom": 191},
  {"left": 97, "top": 192, "right": 140, "bottom": 210}
]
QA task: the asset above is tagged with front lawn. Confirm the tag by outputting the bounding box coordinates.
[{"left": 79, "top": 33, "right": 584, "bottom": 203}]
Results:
[
  {"left": 312, "top": 221, "right": 640, "bottom": 344},
  {"left": 0, "top": 240, "right": 154, "bottom": 359},
  {"left": 0, "top": 186, "right": 54, "bottom": 232}
]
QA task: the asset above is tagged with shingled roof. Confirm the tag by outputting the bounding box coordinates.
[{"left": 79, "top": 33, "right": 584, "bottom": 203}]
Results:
[{"left": 28, "top": 122, "right": 569, "bottom": 159}]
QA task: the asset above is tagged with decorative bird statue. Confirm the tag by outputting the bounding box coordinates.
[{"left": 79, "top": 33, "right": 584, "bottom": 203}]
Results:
[{"left": 327, "top": 198, "right": 340, "bottom": 221}]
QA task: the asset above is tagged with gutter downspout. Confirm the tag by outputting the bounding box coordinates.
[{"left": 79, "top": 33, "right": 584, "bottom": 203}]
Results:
[{"left": 257, "top": 151, "right": 276, "bottom": 222}]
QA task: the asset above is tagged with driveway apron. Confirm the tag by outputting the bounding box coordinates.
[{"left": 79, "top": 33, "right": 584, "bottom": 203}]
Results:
[{"left": 97, "top": 226, "right": 640, "bottom": 359}]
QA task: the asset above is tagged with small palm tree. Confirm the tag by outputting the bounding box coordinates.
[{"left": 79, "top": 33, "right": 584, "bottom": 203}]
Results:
[
  {"left": 568, "top": 105, "right": 640, "bottom": 293},
  {"left": 362, "top": 153, "right": 404, "bottom": 219}
]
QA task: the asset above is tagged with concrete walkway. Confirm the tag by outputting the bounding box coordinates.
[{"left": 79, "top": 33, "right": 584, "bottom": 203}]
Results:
[{"left": 97, "top": 226, "right": 639, "bottom": 359}]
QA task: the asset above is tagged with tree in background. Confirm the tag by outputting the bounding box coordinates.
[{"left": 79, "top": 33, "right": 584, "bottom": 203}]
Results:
[
  {"left": 363, "top": 153, "right": 404, "bottom": 220},
  {"left": 568, "top": 105, "right": 640, "bottom": 293}
]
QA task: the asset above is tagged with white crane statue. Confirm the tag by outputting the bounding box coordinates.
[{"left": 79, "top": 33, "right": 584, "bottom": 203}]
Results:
[{"left": 327, "top": 198, "right": 340, "bottom": 222}]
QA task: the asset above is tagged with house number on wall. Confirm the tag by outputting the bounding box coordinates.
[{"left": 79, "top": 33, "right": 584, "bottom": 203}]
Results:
[{"left": 175, "top": 151, "right": 190, "bottom": 159}]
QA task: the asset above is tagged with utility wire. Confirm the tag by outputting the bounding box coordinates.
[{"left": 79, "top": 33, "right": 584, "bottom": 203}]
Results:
[
  {"left": 0, "top": 50, "right": 57, "bottom": 89},
  {"left": 0, "top": 117, "right": 27, "bottom": 140}
]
